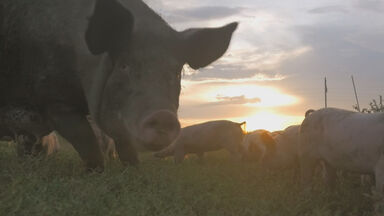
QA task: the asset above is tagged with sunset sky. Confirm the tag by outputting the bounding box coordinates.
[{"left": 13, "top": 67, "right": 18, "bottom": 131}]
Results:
[{"left": 145, "top": 0, "right": 384, "bottom": 131}]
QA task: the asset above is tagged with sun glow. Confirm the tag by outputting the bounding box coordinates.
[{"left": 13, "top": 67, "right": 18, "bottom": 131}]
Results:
[
  {"left": 233, "top": 111, "right": 304, "bottom": 132},
  {"left": 179, "top": 81, "right": 303, "bottom": 132}
]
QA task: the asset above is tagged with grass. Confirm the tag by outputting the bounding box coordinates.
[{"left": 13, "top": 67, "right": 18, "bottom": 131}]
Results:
[{"left": 0, "top": 141, "right": 375, "bottom": 216}]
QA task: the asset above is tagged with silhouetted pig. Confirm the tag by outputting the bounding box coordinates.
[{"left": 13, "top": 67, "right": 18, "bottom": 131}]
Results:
[
  {"left": 266, "top": 125, "right": 300, "bottom": 170},
  {"left": 1, "top": 0, "right": 238, "bottom": 170},
  {"left": 154, "top": 120, "right": 245, "bottom": 163},
  {"left": 299, "top": 108, "right": 384, "bottom": 192},
  {"left": 242, "top": 126, "right": 301, "bottom": 181},
  {"left": 241, "top": 129, "right": 274, "bottom": 162}
]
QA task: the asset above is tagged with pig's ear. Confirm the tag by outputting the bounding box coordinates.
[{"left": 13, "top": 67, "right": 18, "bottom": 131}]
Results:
[
  {"left": 180, "top": 22, "right": 238, "bottom": 69},
  {"left": 85, "top": 0, "right": 134, "bottom": 55},
  {"left": 260, "top": 132, "right": 276, "bottom": 154}
]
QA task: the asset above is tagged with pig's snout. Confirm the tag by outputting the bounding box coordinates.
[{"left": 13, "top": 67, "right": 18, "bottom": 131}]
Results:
[{"left": 139, "top": 110, "right": 180, "bottom": 151}]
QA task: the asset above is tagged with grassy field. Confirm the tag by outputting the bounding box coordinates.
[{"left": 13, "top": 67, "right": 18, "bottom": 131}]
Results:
[{"left": 0, "top": 140, "right": 376, "bottom": 216}]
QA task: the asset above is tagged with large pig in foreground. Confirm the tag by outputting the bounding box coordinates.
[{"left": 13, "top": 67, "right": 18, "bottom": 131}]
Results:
[
  {"left": 299, "top": 108, "right": 384, "bottom": 192},
  {"left": 0, "top": 0, "right": 237, "bottom": 170},
  {"left": 154, "top": 120, "right": 246, "bottom": 163}
]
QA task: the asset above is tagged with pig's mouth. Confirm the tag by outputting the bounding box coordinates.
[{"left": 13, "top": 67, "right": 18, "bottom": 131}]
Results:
[{"left": 124, "top": 110, "right": 180, "bottom": 151}]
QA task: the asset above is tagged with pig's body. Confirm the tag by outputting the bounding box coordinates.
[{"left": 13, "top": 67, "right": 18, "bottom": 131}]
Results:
[
  {"left": 270, "top": 125, "right": 300, "bottom": 170},
  {"left": 299, "top": 108, "right": 384, "bottom": 192},
  {"left": 154, "top": 120, "right": 245, "bottom": 163}
]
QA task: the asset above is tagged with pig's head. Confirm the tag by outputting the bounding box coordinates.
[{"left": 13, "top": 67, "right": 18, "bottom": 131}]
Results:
[
  {"left": 243, "top": 131, "right": 276, "bottom": 164},
  {"left": 85, "top": 0, "right": 237, "bottom": 153}
]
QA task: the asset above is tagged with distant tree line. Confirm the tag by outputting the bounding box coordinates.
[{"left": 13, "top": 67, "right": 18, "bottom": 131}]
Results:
[{"left": 353, "top": 95, "right": 384, "bottom": 113}]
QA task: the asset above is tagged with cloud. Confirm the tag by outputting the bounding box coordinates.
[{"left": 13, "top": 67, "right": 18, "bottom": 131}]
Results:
[
  {"left": 179, "top": 103, "right": 256, "bottom": 119},
  {"left": 346, "top": 31, "right": 384, "bottom": 53},
  {"left": 308, "top": 5, "right": 348, "bottom": 14},
  {"left": 164, "top": 6, "right": 244, "bottom": 23},
  {"left": 181, "top": 47, "right": 311, "bottom": 81},
  {"left": 355, "top": 0, "right": 384, "bottom": 13},
  {"left": 182, "top": 73, "right": 286, "bottom": 86},
  {"left": 294, "top": 24, "right": 384, "bottom": 68},
  {"left": 275, "top": 22, "right": 384, "bottom": 110},
  {"left": 199, "top": 95, "right": 261, "bottom": 107}
]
